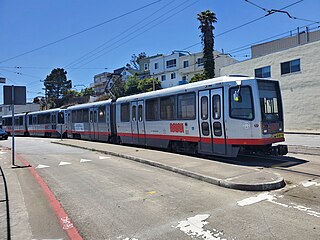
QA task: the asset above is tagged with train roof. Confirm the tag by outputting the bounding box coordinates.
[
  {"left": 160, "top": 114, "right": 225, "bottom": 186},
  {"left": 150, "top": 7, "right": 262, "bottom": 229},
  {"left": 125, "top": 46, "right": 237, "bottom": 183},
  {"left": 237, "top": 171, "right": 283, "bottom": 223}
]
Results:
[
  {"left": 67, "top": 99, "right": 113, "bottom": 110},
  {"left": 28, "top": 108, "right": 65, "bottom": 115},
  {"left": 2, "top": 113, "right": 26, "bottom": 118},
  {"left": 116, "top": 75, "right": 259, "bottom": 102}
]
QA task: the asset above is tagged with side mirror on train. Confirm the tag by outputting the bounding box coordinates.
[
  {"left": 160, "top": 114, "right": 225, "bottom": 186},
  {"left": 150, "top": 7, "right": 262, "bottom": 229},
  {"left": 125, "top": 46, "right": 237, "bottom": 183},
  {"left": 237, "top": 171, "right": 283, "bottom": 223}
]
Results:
[{"left": 233, "top": 88, "right": 242, "bottom": 102}]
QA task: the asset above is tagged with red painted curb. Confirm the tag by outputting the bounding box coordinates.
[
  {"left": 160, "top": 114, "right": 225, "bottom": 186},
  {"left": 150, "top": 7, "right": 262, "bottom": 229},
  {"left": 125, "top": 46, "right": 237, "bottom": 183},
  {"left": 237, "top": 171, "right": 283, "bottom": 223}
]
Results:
[{"left": 17, "top": 154, "right": 83, "bottom": 240}]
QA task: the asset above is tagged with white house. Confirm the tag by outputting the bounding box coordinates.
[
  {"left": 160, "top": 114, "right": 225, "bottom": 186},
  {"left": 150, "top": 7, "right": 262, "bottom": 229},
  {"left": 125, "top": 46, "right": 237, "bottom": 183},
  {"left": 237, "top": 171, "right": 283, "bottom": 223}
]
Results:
[{"left": 149, "top": 51, "right": 237, "bottom": 88}]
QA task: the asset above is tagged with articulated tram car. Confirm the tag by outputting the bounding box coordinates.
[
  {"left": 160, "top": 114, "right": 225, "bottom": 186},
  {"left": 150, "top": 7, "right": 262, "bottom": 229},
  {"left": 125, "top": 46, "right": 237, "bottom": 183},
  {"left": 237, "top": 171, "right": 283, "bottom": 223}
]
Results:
[
  {"left": 1, "top": 76, "right": 288, "bottom": 157},
  {"left": 2, "top": 113, "right": 28, "bottom": 136},
  {"left": 66, "top": 99, "right": 116, "bottom": 142},
  {"left": 115, "top": 76, "right": 287, "bottom": 157},
  {"left": 27, "top": 109, "right": 67, "bottom": 137},
  {"left": 2, "top": 108, "right": 67, "bottom": 137}
]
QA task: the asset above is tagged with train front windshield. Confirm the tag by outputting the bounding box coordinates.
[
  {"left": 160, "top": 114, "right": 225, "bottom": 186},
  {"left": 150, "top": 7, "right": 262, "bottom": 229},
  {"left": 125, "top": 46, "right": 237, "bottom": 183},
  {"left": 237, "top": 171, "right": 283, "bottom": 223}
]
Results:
[{"left": 258, "top": 81, "right": 283, "bottom": 122}]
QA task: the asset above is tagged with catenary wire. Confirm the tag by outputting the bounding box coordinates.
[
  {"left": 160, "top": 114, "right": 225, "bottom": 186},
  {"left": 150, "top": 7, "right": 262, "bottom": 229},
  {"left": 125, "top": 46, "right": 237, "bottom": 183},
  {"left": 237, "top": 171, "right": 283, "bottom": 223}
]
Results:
[{"left": 0, "top": 0, "right": 162, "bottom": 65}]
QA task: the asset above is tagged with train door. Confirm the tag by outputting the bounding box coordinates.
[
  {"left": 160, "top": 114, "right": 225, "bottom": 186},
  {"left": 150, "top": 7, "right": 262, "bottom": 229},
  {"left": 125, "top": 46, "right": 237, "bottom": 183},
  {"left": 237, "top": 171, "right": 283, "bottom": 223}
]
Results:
[
  {"left": 131, "top": 102, "right": 138, "bottom": 144},
  {"left": 51, "top": 112, "right": 56, "bottom": 131},
  {"left": 198, "top": 88, "right": 226, "bottom": 155},
  {"left": 33, "top": 115, "right": 38, "bottom": 136},
  {"left": 137, "top": 100, "right": 146, "bottom": 145},
  {"left": 199, "top": 90, "right": 212, "bottom": 153},
  {"left": 210, "top": 88, "right": 226, "bottom": 155},
  {"left": 89, "top": 108, "right": 98, "bottom": 140}
]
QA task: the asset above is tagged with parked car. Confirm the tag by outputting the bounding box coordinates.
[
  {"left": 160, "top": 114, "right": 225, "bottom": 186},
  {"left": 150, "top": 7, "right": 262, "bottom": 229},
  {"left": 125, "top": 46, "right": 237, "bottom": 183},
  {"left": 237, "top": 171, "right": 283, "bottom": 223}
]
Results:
[{"left": 0, "top": 128, "right": 8, "bottom": 140}]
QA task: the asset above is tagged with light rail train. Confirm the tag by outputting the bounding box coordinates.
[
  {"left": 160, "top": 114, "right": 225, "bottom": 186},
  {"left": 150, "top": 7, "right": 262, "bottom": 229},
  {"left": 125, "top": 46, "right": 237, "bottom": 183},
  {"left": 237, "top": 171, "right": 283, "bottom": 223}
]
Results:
[{"left": 2, "top": 76, "right": 288, "bottom": 157}]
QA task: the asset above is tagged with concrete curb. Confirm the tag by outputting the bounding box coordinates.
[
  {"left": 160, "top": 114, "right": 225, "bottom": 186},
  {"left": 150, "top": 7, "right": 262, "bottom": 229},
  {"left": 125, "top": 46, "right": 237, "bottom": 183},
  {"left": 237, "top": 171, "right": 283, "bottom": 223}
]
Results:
[{"left": 52, "top": 141, "right": 285, "bottom": 191}]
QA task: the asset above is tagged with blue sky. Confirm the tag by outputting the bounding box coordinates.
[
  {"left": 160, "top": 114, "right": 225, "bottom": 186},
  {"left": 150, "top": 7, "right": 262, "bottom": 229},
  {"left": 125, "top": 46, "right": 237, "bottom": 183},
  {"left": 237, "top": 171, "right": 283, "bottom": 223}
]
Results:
[{"left": 0, "top": 0, "right": 319, "bottom": 103}]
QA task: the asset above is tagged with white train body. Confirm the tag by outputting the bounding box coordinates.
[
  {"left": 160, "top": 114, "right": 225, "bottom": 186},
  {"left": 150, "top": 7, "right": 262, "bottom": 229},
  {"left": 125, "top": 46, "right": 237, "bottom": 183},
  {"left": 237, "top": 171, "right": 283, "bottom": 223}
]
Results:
[{"left": 1, "top": 76, "right": 287, "bottom": 157}]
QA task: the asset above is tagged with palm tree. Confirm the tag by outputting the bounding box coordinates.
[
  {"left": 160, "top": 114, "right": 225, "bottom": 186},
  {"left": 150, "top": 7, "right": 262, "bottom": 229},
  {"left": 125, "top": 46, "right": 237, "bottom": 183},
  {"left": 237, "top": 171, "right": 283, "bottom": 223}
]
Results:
[{"left": 197, "top": 10, "right": 217, "bottom": 79}]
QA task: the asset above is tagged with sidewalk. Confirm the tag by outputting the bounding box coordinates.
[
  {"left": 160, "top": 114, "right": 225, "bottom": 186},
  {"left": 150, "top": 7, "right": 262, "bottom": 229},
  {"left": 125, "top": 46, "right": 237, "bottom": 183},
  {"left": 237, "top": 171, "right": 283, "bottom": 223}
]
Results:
[{"left": 53, "top": 139, "right": 285, "bottom": 191}]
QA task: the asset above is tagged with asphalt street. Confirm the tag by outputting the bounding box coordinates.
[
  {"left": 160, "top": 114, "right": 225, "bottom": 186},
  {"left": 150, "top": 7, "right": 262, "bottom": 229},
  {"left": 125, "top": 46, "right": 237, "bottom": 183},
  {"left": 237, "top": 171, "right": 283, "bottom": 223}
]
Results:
[{"left": 0, "top": 137, "right": 319, "bottom": 240}]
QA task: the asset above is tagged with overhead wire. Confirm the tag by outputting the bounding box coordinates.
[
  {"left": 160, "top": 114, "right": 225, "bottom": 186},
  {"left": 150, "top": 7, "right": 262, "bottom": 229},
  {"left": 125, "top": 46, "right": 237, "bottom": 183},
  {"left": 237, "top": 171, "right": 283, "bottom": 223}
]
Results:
[
  {"left": 69, "top": 0, "right": 201, "bottom": 70},
  {"left": 182, "top": 0, "right": 305, "bottom": 51},
  {"left": 64, "top": 0, "right": 179, "bottom": 69},
  {"left": 0, "top": 0, "right": 162, "bottom": 64}
]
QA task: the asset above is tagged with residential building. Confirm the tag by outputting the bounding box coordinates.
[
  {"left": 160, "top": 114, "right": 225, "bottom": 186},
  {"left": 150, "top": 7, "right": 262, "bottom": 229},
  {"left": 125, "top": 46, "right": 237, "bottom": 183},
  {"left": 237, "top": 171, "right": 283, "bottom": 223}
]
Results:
[
  {"left": 90, "top": 72, "right": 113, "bottom": 96},
  {"left": 150, "top": 51, "right": 237, "bottom": 88},
  {"left": 113, "top": 67, "right": 139, "bottom": 82},
  {"left": 137, "top": 54, "right": 163, "bottom": 79},
  {"left": 220, "top": 28, "right": 320, "bottom": 133}
]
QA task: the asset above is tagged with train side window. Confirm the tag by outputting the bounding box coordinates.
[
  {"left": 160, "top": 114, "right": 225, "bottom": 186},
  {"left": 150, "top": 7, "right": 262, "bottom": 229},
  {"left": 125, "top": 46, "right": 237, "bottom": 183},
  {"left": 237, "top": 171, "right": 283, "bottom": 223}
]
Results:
[
  {"left": 29, "top": 115, "right": 33, "bottom": 125},
  {"left": 19, "top": 116, "right": 23, "bottom": 125},
  {"left": 229, "top": 86, "right": 254, "bottom": 120},
  {"left": 93, "top": 110, "right": 97, "bottom": 123},
  {"left": 98, "top": 107, "right": 105, "bottom": 123},
  {"left": 146, "top": 98, "right": 159, "bottom": 121},
  {"left": 160, "top": 96, "right": 175, "bottom": 120},
  {"left": 201, "top": 96, "right": 208, "bottom": 120},
  {"left": 89, "top": 111, "right": 93, "bottom": 123},
  {"left": 177, "top": 92, "right": 195, "bottom": 120},
  {"left": 132, "top": 105, "right": 136, "bottom": 121},
  {"left": 58, "top": 112, "right": 64, "bottom": 124},
  {"left": 82, "top": 110, "right": 88, "bottom": 122},
  {"left": 212, "top": 95, "right": 221, "bottom": 119},
  {"left": 121, "top": 103, "right": 130, "bottom": 122},
  {"left": 201, "top": 122, "right": 210, "bottom": 136},
  {"left": 213, "top": 122, "right": 222, "bottom": 136},
  {"left": 52, "top": 114, "right": 56, "bottom": 124},
  {"left": 138, "top": 105, "right": 143, "bottom": 121}
]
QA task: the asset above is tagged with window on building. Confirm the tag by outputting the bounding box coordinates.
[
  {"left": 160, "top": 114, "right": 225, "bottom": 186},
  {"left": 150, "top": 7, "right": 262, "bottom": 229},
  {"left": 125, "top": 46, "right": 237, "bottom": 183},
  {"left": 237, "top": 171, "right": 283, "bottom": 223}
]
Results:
[
  {"left": 171, "top": 73, "right": 176, "bottom": 79},
  {"left": 144, "top": 63, "right": 149, "bottom": 71},
  {"left": 121, "top": 103, "right": 130, "bottom": 122},
  {"left": 146, "top": 98, "right": 159, "bottom": 121},
  {"left": 154, "top": 63, "right": 159, "bottom": 69},
  {"left": 230, "top": 86, "right": 254, "bottom": 120},
  {"left": 182, "top": 76, "right": 187, "bottom": 81},
  {"left": 255, "top": 66, "right": 271, "bottom": 78},
  {"left": 183, "top": 60, "right": 189, "bottom": 68},
  {"left": 161, "top": 75, "right": 166, "bottom": 81},
  {"left": 281, "top": 59, "right": 300, "bottom": 75},
  {"left": 160, "top": 96, "right": 175, "bottom": 120},
  {"left": 197, "top": 58, "right": 204, "bottom": 67},
  {"left": 177, "top": 93, "right": 196, "bottom": 119},
  {"left": 166, "top": 59, "right": 177, "bottom": 68}
]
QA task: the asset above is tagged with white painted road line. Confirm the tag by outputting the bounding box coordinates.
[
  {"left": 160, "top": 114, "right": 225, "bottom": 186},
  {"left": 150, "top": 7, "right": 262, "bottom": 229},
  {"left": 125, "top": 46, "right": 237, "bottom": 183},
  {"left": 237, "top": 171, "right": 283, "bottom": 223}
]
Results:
[
  {"left": 80, "top": 159, "right": 92, "bottom": 163},
  {"left": 59, "top": 161, "right": 72, "bottom": 166},
  {"left": 302, "top": 181, "right": 320, "bottom": 187},
  {"left": 238, "top": 193, "right": 320, "bottom": 218},
  {"left": 99, "top": 156, "right": 110, "bottom": 160},
  {"left": 173, "top": 214, "right": 227, "bottom": 240},
  {"left": 35, "top": 164, "right": 50, "bottom": 169}
]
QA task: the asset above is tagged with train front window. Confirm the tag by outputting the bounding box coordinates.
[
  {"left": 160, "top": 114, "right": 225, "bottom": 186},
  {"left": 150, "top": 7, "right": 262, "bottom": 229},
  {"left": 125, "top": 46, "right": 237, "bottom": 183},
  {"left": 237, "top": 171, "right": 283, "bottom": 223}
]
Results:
[
  {"left": 230, "top": 86, "right": 254, "bottom": 120},
  {"left": 258, "top": 81, "right": 282, "bottom": 122}
]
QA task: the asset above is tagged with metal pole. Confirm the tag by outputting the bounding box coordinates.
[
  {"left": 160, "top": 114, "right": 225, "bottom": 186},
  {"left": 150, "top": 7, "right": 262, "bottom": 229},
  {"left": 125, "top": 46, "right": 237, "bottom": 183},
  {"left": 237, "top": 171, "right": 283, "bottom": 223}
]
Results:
[{"left": 11, "top": 85, "right": 15, "bottom": 166}]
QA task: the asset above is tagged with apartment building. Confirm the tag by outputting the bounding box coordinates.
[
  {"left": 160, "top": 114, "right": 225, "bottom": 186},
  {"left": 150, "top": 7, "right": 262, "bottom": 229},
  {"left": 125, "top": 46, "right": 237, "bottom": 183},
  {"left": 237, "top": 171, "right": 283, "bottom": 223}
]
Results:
[{"left": 149, "top": 51, "right": 237, "bottom": 88}]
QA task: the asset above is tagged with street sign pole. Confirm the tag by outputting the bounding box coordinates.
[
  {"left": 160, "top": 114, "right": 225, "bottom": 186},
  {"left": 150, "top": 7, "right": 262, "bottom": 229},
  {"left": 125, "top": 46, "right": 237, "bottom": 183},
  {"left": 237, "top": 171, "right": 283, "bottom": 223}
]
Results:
[{"left": 11, "top": 85, "right": 15, "bottom": 166}]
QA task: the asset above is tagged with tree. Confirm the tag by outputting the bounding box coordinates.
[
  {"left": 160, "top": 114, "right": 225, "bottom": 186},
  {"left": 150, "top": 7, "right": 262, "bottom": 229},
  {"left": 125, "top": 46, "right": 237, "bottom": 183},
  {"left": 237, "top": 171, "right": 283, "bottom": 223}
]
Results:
[
  {"left": 124, "top": 76, "right": 141, "bottom": 96},
  {"left": 190, "top": 73, "right": 207, "bottom": 83},
  {"left": 197, "top": 10, "right": 217, "bottom": 79},
  {"left": 127, "top": 52, "right": 147, "bottom": 70},
  {"left": 81, "top": 87, "right": 94, "bottom": 96},
  {"left": 44, "top": 68, "right": 72, "bottom": 107},
  {"left": 137, "top": 77, "right": 161, "bottom": 93}
]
